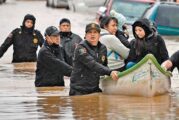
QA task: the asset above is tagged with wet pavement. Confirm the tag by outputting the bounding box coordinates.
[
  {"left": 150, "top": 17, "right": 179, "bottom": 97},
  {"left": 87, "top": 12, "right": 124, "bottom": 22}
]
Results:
[{"left": 0, "top": 1, "right": 179, "bottom": 120}]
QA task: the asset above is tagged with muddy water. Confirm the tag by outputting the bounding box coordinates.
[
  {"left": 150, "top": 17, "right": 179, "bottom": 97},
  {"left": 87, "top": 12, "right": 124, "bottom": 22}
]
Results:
[
  {"left": 0, "top": 41, "right": 178, "bottom": 119},
  {"left": 0, "top": 1, "right": 179, "bottom": 120}
]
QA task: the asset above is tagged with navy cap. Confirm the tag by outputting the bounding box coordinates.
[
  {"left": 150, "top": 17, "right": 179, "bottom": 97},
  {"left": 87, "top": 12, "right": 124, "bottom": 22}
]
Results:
[
  {"left": 85, "top": 23, "right": 101, "bottom": 33},
  {"left": 44, "top": 26, "right": 60, "bottom": 36}
]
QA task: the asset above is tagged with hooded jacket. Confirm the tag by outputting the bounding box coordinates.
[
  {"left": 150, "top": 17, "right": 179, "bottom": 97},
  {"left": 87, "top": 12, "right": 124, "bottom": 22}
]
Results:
[
  {"left": 128, "top": 18, "right": 169, "bottom": 64},
  {"left": 22, "top": 14, "right": 36, "bottom": 32},
  {"left": 0, "top": 14, "right": 44, "bottom": 62},
  {"left": 35, "top": 42, "right": 72, "bottom": 87}
]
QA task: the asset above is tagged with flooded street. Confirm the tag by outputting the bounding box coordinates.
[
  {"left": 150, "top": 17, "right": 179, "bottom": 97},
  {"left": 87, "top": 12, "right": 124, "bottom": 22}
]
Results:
[{"left": 0, "top": 1, "right": 179, "bottom": 119}]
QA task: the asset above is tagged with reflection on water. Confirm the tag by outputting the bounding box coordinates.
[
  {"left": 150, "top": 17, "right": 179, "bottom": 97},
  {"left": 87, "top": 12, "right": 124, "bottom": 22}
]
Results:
[
  {"left": 0, "top": 1, "right": 179, "bottom": 119},
  {"left": 0, "top": 56, "right": 178, "bottom": 120},
  {"left": 13, "top": 62, "right": 36, "bottom": 73},
  {"left": 6, "top": 93, "right": 177, "bottom": 120},
  {"left": 100, "top": 95, "right": 172, "bottom": 120},
  {"left": 0, "top": 6, "right": 178, "bottom": 120},
  {"left": 71, "top": 94, "right": 107, "bottom": 120},
  {"left": 0, "top": 45, "right": 178, "bottom": 120}
]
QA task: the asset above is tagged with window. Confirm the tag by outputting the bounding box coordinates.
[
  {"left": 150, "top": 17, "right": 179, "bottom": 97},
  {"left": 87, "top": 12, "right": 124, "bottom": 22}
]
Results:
[
  {"left": 111, "top": 0, "right": 152, "bottom": 19},
  {"left": 155, "top": 4, "right": 179, "bottom": 28}
]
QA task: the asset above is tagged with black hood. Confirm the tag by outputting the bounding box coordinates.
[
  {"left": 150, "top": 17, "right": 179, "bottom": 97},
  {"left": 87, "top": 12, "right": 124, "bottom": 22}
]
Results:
[
  {"left": 132, "top": 18, "right": 154, "bottom": 39},
  {"left": 21, "top": 14, "right": 36, "bottom": 32}
]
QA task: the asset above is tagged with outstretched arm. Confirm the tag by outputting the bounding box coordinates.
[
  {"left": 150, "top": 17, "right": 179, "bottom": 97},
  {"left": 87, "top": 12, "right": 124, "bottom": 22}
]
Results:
[
  {"left": 38, "top": 49, "right": 72, "bottom": 76},
  {"left": 0, "top": 30, "right": 15, "bottom": 58}
]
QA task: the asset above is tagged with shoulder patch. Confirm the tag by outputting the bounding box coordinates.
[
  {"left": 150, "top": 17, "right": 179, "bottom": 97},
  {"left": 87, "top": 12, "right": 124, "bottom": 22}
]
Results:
[
  {"left": 101, "top": 55, "right": 106, "bottom": 62},
  {"left": 33, "top": 38, "right": 38, "bottom": 44},
  {"left": 78, "top": 47, "right": 87, "bottom": 55}
]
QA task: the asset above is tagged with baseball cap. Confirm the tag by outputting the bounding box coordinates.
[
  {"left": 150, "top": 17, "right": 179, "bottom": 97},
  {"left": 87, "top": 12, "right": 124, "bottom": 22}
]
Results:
[
  {"left": 85, "top": 23, "right": 101, "bottom": 33},
  {"left": 44, "top": 26, "right": 60, "bottom": 36}
]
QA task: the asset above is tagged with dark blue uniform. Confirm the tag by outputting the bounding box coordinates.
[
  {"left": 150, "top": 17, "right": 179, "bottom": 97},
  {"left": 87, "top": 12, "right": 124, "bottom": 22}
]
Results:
[
  {"left": 35, "top": 42, "right": 72, "bottom": 87},
  {"left": 0, "top": 14, "right": 44, "bottom": 62},
  {"left": 0, "top": 28, "right": 44, "bottom": 62},
  {"left": 70, "top": 40, "right": 112, "bottom": 96}
]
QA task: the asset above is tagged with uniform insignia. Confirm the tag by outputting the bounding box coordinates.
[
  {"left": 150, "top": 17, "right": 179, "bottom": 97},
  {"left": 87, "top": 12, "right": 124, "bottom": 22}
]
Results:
[
  {"left": 79, "top": 48, "right": 87, "bottom": 55},
  {"left": 101, "top": 55, "right": 106, "bottom": 62},
  {"left": 91, "top": 23, "right": 96, "bottom": 28},
  {"left": 33, "top": 38, "right": 38, "bottom": 44}
]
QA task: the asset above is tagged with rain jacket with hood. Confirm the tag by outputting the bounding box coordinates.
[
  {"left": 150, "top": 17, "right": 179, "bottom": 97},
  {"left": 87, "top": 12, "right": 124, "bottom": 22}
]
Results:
[
  {"left": 0, "top": 14, "right": 44, "bottom": 63},
  {"left": 128, "top": 18, "right": 169, "bottom": 64}
]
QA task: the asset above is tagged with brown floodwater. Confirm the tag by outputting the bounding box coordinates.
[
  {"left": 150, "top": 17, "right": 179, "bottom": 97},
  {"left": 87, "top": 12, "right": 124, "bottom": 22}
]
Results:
[
  {"left": 0, "top": 54, "right": 178, "bottom": 120},
  {"left": 0, "top": 1, "right": 179, "bottom": 120}
]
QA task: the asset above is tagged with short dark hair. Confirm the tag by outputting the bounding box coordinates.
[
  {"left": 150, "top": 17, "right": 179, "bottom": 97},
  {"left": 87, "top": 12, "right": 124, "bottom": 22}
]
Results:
[
  {"left": 59, "top": 18, "right": 71, "bottom": 25},
  {"left": 100, "top": 16, "right": 118, "bottom": 29}
]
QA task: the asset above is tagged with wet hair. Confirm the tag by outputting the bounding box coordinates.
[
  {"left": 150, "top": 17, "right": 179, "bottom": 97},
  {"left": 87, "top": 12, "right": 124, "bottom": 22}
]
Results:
[{"left": 100, "top": 16, "right": 118, "bottom": 29}]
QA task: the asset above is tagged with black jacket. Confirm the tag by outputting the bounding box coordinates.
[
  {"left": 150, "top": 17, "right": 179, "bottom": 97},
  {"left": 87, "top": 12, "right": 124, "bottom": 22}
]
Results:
[
  {"left": 70, "top": 40, "right": 111, "bottom": 96},
  {"left": 170, "top": 50, "right": 179, "bottom": 72},
  {"left": 128, "top": 34, "right": 169, "bottom": 64},
  {"left": 0, "top": 27, "right": 44, "bottom": 62},
  {"left": 116, "top": 30, "right": 130, "bottom": 48},
  {"left": 128, "top": 18, "right": 169, "bottom": 64},
  {"left": 60, "top": 32, "right": 82, "bottom": 66},
  {"left": 35, "top": 42, "right": 72, "bottom": 87}
]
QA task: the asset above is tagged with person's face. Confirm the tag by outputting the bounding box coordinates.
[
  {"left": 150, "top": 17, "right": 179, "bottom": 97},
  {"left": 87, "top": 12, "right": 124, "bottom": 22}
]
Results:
[
  {"left": 104, "top": 20, "right": 118, "bottom": 35},
  {"left": 59, "top": 22, "right": 71, "bottom": 32},
  {"left": 25, "top": 19, "right": 33, "bottom": 28},
  {"left": 85, "top": 29, "right": 100, "bottom": 46},
  {"left": 135, "top": 26, "right": 145, "bottom": 39},
  {"left": 46, "top": 35, "right": 60, "bottom": 45}
]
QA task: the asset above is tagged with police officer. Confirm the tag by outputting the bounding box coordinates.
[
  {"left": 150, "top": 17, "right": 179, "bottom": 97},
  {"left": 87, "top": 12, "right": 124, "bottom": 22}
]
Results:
[
  {"left": 69, "top": 23, "right": 118, "bottom": 96},
  {"left": 0, "top": 14, "right": 44, "bottom": 63},
  {"left": 59, "top": 18, "right": 82, "bottom": 66},
  {"left": 35, "top": 26, "right": 72, "bottom": 87}
]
